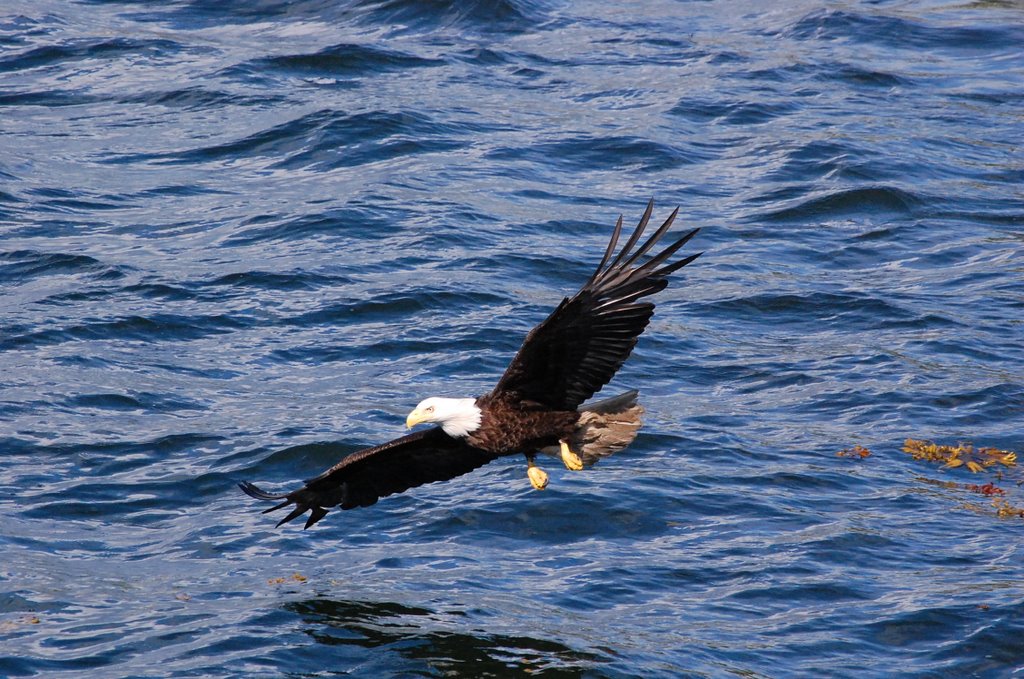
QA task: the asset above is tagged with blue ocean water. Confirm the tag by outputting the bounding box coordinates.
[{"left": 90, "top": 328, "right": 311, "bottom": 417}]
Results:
[{"left": 2, "top": 0, "right": 1023, "bottom": 676}]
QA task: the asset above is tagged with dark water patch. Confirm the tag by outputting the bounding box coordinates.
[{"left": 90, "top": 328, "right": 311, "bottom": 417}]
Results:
[
  {"left": 246, "top": 440, "right": 355, "bottom": 477},
  {"left": 0, "top": 250, "right": 111, "bottom": 282},
  {"left": 731, "top": 367, "right": 822, "bottom": 395},
  {"left": 454, "top": 46, "right": 514, "bottom": 66},
  {"left": 21, "top": 470, "right": 236, "bottom": 525},
  {"left": 780, "top": 8, "right": 1024, "bottom": 55},
  {"left": 106, "top": 108, "right": 471, "bottom": 172},
  {"left": 146, "top": 362, "right": 243, "bottom": 380},
  {"left": 23, "top": 187, "right": 133, "bottom": 215},
  {"left": 510, "top": 65, "right": 545, "bottom": 81},
  {"left": 449, "top": 252, "right": 588, "bottom": 288},
  {"left": 926, "top": 193, "right": 1024, "bottom": 226},
  {"left": 349, "top": 0, "right": 548, "bottom": 36},
  {"left": 0, "top": 165, "right": 20, "bottom": 183},
  {"left": 918, "top": 382, "right": 1024, "bottom": 425},
  {"left": 577, "top": 35, "right": 701, "bottom": 68},
  {"left": 0, "top": 14, "right": 55, "bottom": 47},
  {"left": 286, "top": 293, "right": 440, "bottom": 327},
  {"left": 0, "top": 313, "right": 252, "bottom": 351},
  {"left": 728, "top": 470, "right": 857, "bottom": 498},
  {"left": 47, "top": 354, "right": 118, "bottom": 370},
  {"left": 0, "top": 592, "right": 71, "bottom": 617},
  {"left": 207, "top": 270, "right": 352, "bottom": 292},
  {"left": 120, "top": 282, "right": 202, "bottom": 302},
  {"left": 488, "top": 135, "right": 712, "bottom": 173},
  {"left": 101, "top": 109, "right": 352, "bottom": 165},
  {"left": 729, "top": 581, "right": 871, "bottom": 612},
  {"left": 282, "top": 597, "right": 605, "bottom": 676},
  {"left": 574, "top": 87, "right": 660, "bottom": 112},
  {"left": 221, "top": 213, "right": 372, "bottom": 246},
  {"left": 821, "top": 242, "right": 895, "bottom": 270},
  {"left": 0, "top": 398, "right": 51, "bottom": 417},
  {"left": 873, "top": 312, "right": 965, "bottom": 331},
  {"left": 272, "top": 131, "right": 464, "bottom": 173},
  {"left": 131, "top": 0, "right": 545, "bottom": 35},
  {"left": 62, "top": 391, "right": 206, "bottom": 413},
  {"left": 36, "top": 286, "right": 122, "bottom": 305},
  {"left": 509, "top": 189, "right": 603, "bottom": 206},
  {"left": 761, "top": 139, "right": 892, "bottom": 184},
  {"left": 821, "top": 62, "right": 909, "bottom": 89},
  {"left": 669, "top": 98, "right": 798, "bottom": 126},
  {"left": 272, "top": 336, "right": 463, "bottom": 366},
  {"left": 737, "top": 60, "right": 819, "bottom": 85},
  {"left": 59, "top": 432, "right": 223, "bottom": 459},
  {"left": 0, "top": 37, "right": 183, "bottom": 73},
  {"left": 696, "top": 291, "right": 928, "bottom": 330},
  {"left": 137, "top": 184, "right": 230, "bottom": 198},
  {"left": 281, "top": 290, "right": 507, "bottom": 328},
  {"left": 913, "top": 338, "right": 1016, "bottom": 366},
  {"left": 269, "top": 113, "right": 468, "bottom": 172},
  {"left": 372, "top": 554, "right": 479, "bottom": 570},
  {"left": 1, "top": 218, "right": 106, "bottom": 240},
  {"left": 559, "top": 568, "right": 660, "bottom": 611},
  {"left": 858, "top": 605, "right": 980, "bottom": 658},
  {"left": 255, "top": 42, "right": 443, "bottom": 77},
  {"left": 117, "top": 87, "right": 288, "bottom": 111},
  {"left": 923, "top": 605, "right": 1024, "bottom": 677},
  {"left": 3, "top": 433, "right": 223, "bottom": 475},
  {"left": 959, "top": 89, "right": 1024, "bottom": 108},
  {"left": 123, "top": 0, "right": 358, "bottom": 25},
  {"left": 803, "top": 531, "right": 906, "bottom": 569},
  {"left": 757, "top": 186, "right": 924, "bottom": 222},
  {"left": 21, "top": 494, "right": 176, "bottom": 524},
  {"left": 34, "top": 196, "right": 127, "bottom": 214},
  {"left": 0, "top": 89, "right": 100, "bottom": 107}
]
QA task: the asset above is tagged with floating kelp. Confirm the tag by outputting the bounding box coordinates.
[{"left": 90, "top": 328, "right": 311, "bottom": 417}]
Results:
[
  {"left": 903, "top": 439, "right": 1017, "bottom": 472},
  {"left": 836, "top": 445, "right": 871, "bottom": 459},
  {"left": 268, "top": 573, "right": 308, "bottom": 585},
  {"left": 965, "top": 482, "right": 1005, "bottom": 497},
  {"left": 0, "top": 614, "right": 41, "bottom": 632},
  {"left": 908, "top": 440, "right": 1023, "bottom": 519},
  {"left": 993, "top": 499, "right": 1024, "bottom": 518}
]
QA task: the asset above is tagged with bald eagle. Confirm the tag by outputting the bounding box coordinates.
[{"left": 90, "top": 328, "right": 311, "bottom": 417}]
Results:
[{"left": 240, "top": 200, "right": 701, "bottom": 528}]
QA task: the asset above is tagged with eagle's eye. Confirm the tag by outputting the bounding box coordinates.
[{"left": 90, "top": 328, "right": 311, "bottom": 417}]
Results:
[{"left": 425, "top": 405, "right": 434, "bottom": 413}]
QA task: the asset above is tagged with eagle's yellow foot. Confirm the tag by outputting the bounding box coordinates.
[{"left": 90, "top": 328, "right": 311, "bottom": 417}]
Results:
[
  {"left": 559, "top": 440, "right": 584, "bottom": 471},
  {"left": 527, "top": 457, "right": 548, "bottom": 490}
]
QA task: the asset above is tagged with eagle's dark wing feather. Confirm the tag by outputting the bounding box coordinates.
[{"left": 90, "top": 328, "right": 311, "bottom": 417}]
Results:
[
  {"left": 239, "top": 427, "right": 500, "bottom": 529},
  {"left": 493, "top": 200, "right": 701, "bottom": 411}
]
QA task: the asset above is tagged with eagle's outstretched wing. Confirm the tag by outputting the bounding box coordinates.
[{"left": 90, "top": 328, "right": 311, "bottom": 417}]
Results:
[
  {"left": 239, "top": 427, "right": 500, "bottom": 529},
  {"left": 493, "top": 200, "right": 701, "bottom": 411}
]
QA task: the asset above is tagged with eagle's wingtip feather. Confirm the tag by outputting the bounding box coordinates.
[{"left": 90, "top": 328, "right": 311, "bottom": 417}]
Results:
[{"left": 238, "top": 480, "right": 287, "bottom": 501}]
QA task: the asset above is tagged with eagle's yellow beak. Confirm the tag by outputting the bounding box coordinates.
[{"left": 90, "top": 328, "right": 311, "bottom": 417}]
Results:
[{"left": 406, "top": 408, "right": 427, "bottom": 429}]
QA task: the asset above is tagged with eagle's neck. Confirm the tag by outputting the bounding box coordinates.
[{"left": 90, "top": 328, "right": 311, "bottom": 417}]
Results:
[{"left": 436, "top": 398, "right": 482, "bottom": 438}]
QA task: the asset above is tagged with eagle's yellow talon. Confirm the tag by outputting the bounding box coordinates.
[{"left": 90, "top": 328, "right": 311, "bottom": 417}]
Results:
[
  {"left": 527, "top": 459, "right": 549, "bottom": 490},
  {"left": 560, "top": 440, "right": 584, "bottom": 471}
]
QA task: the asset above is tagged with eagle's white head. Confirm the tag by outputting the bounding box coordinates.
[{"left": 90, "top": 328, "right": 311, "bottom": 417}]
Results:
[{"left": 406, "top": 397, "right": 482, "bottom": 438}]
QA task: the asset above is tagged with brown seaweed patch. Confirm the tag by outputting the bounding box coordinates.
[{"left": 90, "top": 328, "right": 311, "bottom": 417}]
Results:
[
  {"left": 910, "top": 440, "right": 1024, "bottom": 518},
  {"left": 836, "top": 445, "right": 872, "bottom": 459},
  {"left": 903, "top": 439, "right": 1017, "bottom": 472},
  {"left": 268, "top": 572, "right": 308, "bottom": 585},
  {"left": 0, "top": 614, "right": 41, "bottom": 632}
]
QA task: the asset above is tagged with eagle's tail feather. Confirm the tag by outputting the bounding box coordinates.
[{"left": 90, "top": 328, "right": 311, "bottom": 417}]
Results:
[{"left": 541, "top": 390, "right": 644, "bottom": 467}]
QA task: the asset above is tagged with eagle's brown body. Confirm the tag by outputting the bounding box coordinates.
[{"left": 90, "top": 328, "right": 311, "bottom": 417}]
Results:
[
  {"left": 467, "top": 392, "right": 578, "bottom": 455},
  {"left": 240, "top": 200, "right": 702, "bottom": 529}
]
